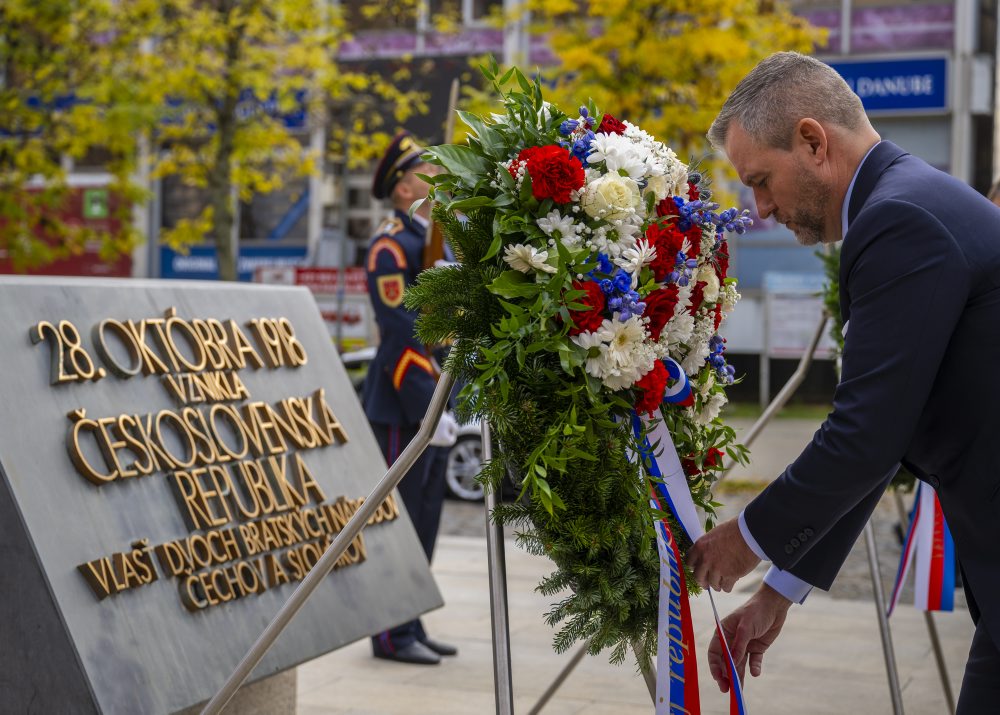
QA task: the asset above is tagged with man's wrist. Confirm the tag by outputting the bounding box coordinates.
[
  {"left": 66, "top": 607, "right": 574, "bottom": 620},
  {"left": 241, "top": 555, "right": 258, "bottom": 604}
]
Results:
[{"left": 759, "top": 583, "right": 794, "bottom": 610}]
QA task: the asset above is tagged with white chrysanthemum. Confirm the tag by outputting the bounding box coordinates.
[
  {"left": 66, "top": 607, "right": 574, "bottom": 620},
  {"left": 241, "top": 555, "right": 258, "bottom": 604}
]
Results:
[
  {"left": 620, "top": 122, "right": 688, "bottom": 193},
  {"left": 614, "top": 217, "right": 643, "bottom": 240},
  {"left": 572, "top": 316, "right": 657, "bottom": 391},
  {"left": 662, "top": 312, "right": 695, "bottom": 351},
  {"left": 581, "top": 173, "right": 641, "bottom": 222},
  {"left": 503, "top": 243, "right": 556, "bottom": 274},
  {"left": 536, "top": 209, "right": 582, "bottom": 247},
  {"left": 588, "top": 133, "right": 648, "bottom": 180},
  {"left": 699, "top": 372, "right": 717, "bottom": 397},
  {"left": 693, "top": 392, "right": 728, "bottom": 426},
  {"left": 603, "top": 316, "right": 647, "bottom": 368},
  {"left": 681, "top": 316, "right": 716, "bottom": 374},
  {"left": 616, "top": 239, "right": 657, "bottom": 286}
]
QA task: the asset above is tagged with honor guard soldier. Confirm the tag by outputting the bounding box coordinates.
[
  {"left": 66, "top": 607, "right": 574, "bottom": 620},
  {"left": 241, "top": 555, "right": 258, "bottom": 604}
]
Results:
[{"left": 364, "top": 131, "right": 459, "bottom": 665}]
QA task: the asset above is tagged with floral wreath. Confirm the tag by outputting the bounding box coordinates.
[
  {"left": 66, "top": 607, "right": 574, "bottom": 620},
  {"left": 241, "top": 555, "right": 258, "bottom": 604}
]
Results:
[{"left": 408, "top": 60, "right": 750, "bottom": 662}]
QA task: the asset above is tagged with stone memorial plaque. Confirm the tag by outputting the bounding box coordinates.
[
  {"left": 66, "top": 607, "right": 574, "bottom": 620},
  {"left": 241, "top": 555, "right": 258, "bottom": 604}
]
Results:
[{"left": 0, "top": 276, "right": 442, "bottom": 714}]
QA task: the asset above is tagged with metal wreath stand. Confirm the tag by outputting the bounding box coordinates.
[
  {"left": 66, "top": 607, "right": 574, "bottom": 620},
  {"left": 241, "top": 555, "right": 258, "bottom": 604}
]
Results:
[{"left": 201, "top": 314, "right": 955, "bottom": 715}]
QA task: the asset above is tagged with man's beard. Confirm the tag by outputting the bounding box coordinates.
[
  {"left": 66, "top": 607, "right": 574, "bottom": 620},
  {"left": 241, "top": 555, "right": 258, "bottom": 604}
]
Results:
[{"left": 786, "top": 165, "right": 831, "bottom": 246}]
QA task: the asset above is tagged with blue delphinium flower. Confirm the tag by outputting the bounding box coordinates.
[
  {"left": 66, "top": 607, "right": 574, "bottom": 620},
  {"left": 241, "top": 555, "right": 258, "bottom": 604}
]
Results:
[
  {"left": 707, "top": 335, "right": 735, "bottom": 384},
  {"left": 571, "top": 131, "right": 595, "bottom": 165},
  {"left": 559, "top": 119, "right": 579, "bottom": 136}
]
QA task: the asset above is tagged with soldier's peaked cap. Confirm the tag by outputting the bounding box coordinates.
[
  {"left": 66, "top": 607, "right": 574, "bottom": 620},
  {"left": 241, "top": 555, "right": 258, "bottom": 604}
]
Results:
[{"left": 372, "top": 131, "right": 426, "bottom": 200}]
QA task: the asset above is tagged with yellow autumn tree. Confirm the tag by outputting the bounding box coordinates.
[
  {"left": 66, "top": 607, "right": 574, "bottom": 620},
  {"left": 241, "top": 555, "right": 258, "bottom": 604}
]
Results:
[
  {"left": 467, "top": 0, "right": 824, "bottom": 176},
  {"left": 116, "top": 0, "right": 429, "bottom": 280},
  {"left": 0, "top": 0, "right": 148, "bottom": 271}
]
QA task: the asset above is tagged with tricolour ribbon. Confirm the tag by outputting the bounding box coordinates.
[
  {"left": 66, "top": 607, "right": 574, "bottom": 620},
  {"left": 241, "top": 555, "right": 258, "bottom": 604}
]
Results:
[
  {"left": 633, "top": 375, "right": 747, "bottom": 714},
  {"left": 887, "top": 482, "right": 955, "bottom": 617}
]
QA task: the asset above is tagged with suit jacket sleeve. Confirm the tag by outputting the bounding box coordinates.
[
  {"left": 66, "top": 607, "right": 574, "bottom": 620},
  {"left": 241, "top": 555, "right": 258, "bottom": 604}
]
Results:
[{"left": 744, "top": 200, "right": 971, "bottom": 589}]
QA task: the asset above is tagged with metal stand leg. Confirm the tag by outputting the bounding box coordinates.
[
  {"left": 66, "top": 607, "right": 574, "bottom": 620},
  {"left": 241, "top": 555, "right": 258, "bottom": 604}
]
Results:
[
  {"left": 200, "top": 373, "right": 456, "bottom": 715},
  {"left": 630, "top": 638, "right": 657, "bottom": 703},
  {"left": 527, "top": 640, "right": 590, "bottom": 715},
  {"left": 482, "top": 421, "right": 514, "bottom": 715},
  {"left": 892, "top": 492, "right": 955, "bottom": 714},
  {"left": 864, "top": 520, "right": 905, "bottom": 714}
]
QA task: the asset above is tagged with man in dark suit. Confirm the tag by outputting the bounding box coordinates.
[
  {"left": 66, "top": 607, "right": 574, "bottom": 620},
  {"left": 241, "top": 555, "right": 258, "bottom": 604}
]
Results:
[
  {"left": 685, "top": 52, "right": 1000, "bottom": 712},
  {"left": 364, "top": 131, "right": 459, "bottom": 665}
]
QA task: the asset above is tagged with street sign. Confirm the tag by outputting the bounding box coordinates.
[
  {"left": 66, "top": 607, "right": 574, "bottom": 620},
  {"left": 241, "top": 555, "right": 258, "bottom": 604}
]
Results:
[
  {"left": 159, "top": 243, "right": 308, "bottom": 282},
  {"left": 828, "top": 57, "right": 948, "bottom": 113}
]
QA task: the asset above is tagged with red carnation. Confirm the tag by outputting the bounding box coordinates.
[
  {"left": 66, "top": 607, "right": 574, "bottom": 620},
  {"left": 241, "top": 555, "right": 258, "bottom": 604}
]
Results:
[
  {"left": 633, "top": 361, "right": 668, "bottom": 416},
  {"left": 566, "top": 280, "right": 606, "bottom": 335},
  {"left": 597, "top": 113, "right": 627, "bottom": 135},
  {"left": 689, "top": 280, "right": 706, "bottom": 316},
  {"left": 687, "top": 181, "right": 700, "bottom": 201},
  {"left": 643, "top": 286, "right": 680, "bottom": 341},
  {"left": 682, "top": 447, "right": 725, "bottom": 475},
  {"left": 705, "top": 447, "right": 725, "bottom": 469},
  {"left": 713, "top": 304, "right": 724, "bottom": 330},
  {"left": 684, "top": 225, "right": 703, "bottom": 260},
  {"left": 515, "top": 144, "right": 585, "bottom": 204},
  {"left": 716, "top": 240, "right": 730, "bottom": 280},
  {"left": 644, "top": 221, "right": 685, "bottom": 281},
  {"left": 656, "top": 197, "right": 679, "bottom": 218}
]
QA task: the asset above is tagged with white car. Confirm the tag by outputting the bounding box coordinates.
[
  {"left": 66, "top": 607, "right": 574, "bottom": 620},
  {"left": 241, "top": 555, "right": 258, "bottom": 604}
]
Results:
[{"left": 340, "top": 346, "right": 486, "bottom": 501}]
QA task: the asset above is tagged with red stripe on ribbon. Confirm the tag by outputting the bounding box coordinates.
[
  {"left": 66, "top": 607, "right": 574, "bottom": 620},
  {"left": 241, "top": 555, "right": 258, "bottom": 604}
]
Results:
[{"left": 927, "top": 499, "right": 945, "bottom": 611}]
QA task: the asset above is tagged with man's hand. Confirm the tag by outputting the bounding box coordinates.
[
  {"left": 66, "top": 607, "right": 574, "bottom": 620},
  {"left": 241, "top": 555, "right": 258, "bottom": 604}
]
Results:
[
  {"left": 687, "top": 517, "right": 761, "bottom": 592},
  {"left": 708, "top": 584, "right": 791, "bottom": 692}
]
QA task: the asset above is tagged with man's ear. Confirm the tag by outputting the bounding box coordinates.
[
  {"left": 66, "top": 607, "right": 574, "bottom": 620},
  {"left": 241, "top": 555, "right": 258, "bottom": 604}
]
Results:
[{"left": 795, "top": 118, "right": 827, "bottom": 163}]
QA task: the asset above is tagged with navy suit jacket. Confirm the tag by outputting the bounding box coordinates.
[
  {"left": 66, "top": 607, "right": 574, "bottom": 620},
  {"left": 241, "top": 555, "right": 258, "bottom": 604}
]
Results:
[{"left": 744, "top": 141, "right": 1000, "bottom": 642}]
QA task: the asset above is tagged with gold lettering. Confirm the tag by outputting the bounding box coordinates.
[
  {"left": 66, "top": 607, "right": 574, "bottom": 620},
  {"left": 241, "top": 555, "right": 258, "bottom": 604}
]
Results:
[
  {"left": 227, "top": 319, "right": 265, "bottom": 370},
  {"left": 170, "top": 470, "right": 216, "bottom": 531},
  {"left": 264, "top": 552, "right": 290, "bottom": 587},
  {"left": 191, "top": 319, "right": 229, "bottom": 370},
  {"left": 181, "top": 575, "right": 208, "bottom": 611},
  {"left": 315, "top": 388, "right": 349, "bottom": 444}
]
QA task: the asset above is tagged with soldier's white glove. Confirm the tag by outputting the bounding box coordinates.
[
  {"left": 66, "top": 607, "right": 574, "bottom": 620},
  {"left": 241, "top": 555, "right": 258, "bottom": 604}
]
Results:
[{"left": 429, "top": 410, "right": 459, "bottom": 447}]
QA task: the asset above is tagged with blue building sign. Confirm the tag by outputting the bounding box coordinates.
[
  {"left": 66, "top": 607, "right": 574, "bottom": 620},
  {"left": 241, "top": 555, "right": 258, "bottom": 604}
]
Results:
[
  {"left": 828, "top": 57, "right": 947, "bottom": 112},
  {"left": 159, "top": 243, "right": 308, "bottom": 281}
]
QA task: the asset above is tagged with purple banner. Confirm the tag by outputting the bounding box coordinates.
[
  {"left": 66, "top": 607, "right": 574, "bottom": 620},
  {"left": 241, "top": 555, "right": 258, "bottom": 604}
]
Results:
[
  {"left": 338, "top": 29, "right": 556, "bottom": 65},
  {"left": 802, "top": 4, "right": 954, "bottom": 54}
]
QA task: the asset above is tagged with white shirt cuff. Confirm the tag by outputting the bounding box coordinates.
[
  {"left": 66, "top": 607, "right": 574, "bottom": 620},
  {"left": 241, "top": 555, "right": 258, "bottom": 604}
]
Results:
[
  {"left": 738, "top": 509, "right": 768, "bottom": 560},
  {"left": 763, "top": 566, "right": 813, "bottom": 604},
  {"left": 738, "top": 510, "right": 812, "bottom": 604}
]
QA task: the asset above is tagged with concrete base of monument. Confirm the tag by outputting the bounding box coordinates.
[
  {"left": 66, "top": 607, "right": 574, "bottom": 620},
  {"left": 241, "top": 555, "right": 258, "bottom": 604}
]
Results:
[{"left": 176, "top": 670, "right": 296, "bottom": 715}]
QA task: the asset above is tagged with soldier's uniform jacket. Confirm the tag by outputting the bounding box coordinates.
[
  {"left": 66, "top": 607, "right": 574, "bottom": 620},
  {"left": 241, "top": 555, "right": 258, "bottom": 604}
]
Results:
[{"left": 362, "top": 209, "right": 437, "bottom": 426}]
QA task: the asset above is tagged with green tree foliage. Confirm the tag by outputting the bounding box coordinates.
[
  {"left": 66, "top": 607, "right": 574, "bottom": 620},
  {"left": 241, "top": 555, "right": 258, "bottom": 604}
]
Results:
[
  {"left": 0, "top": 0, "right": 148, "bottom": 270},
  {"left": 529, "top": 0, "right": 825, "bottom": 159},
  {"left": 119, "top": 0, "right": 428, "bottom": 280},
  {"left": 1, "top": 0, "right": 427, "bottom": 279}
]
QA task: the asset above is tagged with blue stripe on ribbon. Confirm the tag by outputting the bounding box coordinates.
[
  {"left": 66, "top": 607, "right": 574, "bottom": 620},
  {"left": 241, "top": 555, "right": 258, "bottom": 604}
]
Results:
[
  {"left": 940, "top": 513, "right": 955, "bottom": 611},
  {"left": 632, "top": 412, "right": 697, "bottom": 546},
  {"left": 654, "top": 518, "right": 688, "bottom": 709},
  {"left": 662, "top": 358, "right": 692, "bottom": 404},
  {"left": 887, "top": 483, "right": 922, "bottom": 618}
]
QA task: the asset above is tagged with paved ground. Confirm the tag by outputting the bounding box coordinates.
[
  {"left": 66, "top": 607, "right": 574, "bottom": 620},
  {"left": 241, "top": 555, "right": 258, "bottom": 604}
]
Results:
[{"left": 295, "top": 414, "right": 973, "bottom": 714}]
